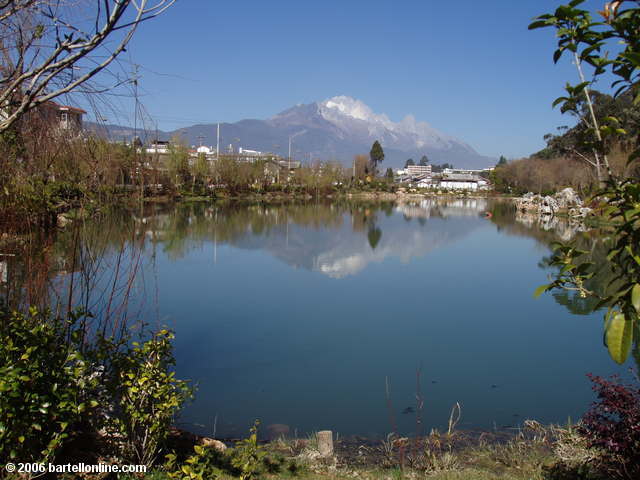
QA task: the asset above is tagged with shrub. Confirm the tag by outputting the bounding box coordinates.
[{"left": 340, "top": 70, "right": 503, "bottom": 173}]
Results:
[
  {"left": 0, "top": 307, "right": 100, "bottom": 463},
  {"left": 165, "top": 421, "right": 305, "bottom": 480},
  {"left": 579, "top": 375, "right": 640, "bottom": 479},
  {"left": 230, "top": 420, "right": 267, "bottom": 480},
  {"left": 0, "top": 306, "right": 191, "bottom": 468},
  {"left": 111, "top": 330, "right": 193, "bottom": 467}
]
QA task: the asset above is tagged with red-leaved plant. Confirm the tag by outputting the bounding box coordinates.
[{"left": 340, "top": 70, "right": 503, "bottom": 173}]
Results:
[{"left": 579, "top": 374, "right": 640, "bottom": 479}]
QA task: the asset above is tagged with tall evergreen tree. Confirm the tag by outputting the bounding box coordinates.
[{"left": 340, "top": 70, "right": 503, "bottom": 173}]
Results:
[
  {"left": 419, "top": 155, "right": 429, "bottom": 166},
  {"left": 404, "top": 158, "right": 415, "bottom": 168},
  {"left": 369, "top": 141, "right": 385, "bottom": 175}
]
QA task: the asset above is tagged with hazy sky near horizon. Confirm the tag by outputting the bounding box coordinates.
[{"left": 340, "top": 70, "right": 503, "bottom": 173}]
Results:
[{"left": 99, "top": 0, "right": 612, "bottom": 159}]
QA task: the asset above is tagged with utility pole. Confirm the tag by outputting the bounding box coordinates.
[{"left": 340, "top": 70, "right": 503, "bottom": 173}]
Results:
[
  {"left": 216, "top": 123, "right": 220, "bottom": 159},
  {"left": 288, "top": 135, "right": 292, "bottom": 172},
  {"left": 132, "top": 64, "right": 143, "bottom": 204}
]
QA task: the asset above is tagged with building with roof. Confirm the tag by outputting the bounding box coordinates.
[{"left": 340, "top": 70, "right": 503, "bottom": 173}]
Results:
[{"left": 41, "top": 101, "right": 86, "bottom": 131}]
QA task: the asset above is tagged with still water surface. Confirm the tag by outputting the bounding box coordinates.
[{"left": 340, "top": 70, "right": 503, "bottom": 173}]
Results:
[{"left": 64, "top": 198, "right": 627, "bottom": 438}]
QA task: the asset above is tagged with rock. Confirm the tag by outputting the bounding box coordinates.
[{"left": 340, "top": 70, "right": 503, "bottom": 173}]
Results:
[
  {"left": 540, "top": 196, "right": 559, "bottom": 215},
  {"left": 579, "top": 207, "right": 592, "bottom": 217},
  {"left": 200, "top": 437, "right": 227, "bottom": 452},
  {"left": 57, "top": 214, "right": 71, "bottom": 228},
  {"left": 555, "top": 187, "right": 583, "bottom": 209}
]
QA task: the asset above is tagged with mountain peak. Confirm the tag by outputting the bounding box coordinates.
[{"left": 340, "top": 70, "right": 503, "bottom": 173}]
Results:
[{"left": 319, "top": 96, "right": 394, "bottom": 129}]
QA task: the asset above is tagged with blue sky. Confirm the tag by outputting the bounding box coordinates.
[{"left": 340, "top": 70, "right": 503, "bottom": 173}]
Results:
[{"left": 95, "top": 0, "right": 611, "bottom": 159}]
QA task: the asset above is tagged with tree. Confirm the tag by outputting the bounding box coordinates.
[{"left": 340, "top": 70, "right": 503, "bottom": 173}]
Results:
[
  {"left": 497, "top": 156, "right": 508, "bottom": 166},
  {"left": 0, "top": 0, "right": 176, "bottom": 134},
  {"left": 528, "top": 0, "right": 631, "bottom": 185},
  {"left": 404, "top": 158, "right": 415, "bottom": 168},
  {"left": 353, "top": 154, "right": 370, "bottom": 180},
  {"left": 384, "top": 167, "right": 394, "bottom": 181},
  {"left": 419, "top": 155, "right": 429, "bottom": 166},
  {"left": 369, "top": 140, "right": 384, "bottom": 175},
  {"left": 531, "top": 0, "right": 640, "bottom": 366},
  {"left": 167, "top": 135, "right": 190, "bottom": 188}
]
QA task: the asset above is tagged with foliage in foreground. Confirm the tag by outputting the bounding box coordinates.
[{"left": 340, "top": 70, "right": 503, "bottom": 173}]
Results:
[
  {"left": 165, "top": 422, "right": 303, "bottom": 480},
  {"left": 580, "top": 375, "right": 640, "bottom": 479},
  {"left": 0, "top": 306, "right": 192, "bottom": 467},
  {"left": 531, "top": 1, "right": 640, "bottom": 364},
  {"left": 529, "top": 2, "right": 640, "bottom": 476}
]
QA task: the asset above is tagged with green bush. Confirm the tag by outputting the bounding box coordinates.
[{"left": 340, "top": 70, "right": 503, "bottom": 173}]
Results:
[
  {"left": 111, "top": 330, "right": 193, "bottom": 466},
  {"left": 230, "top": 421, "right": 267, "bottom": 480},
  {"left": 165, "top": 421, "right": 304, "bottom": 480},
  {"left": 0, "top": 307, "right": 192, "bottom": 467},
  {"left": 0, "top": 307, "right": 100, "bottom": 463}
]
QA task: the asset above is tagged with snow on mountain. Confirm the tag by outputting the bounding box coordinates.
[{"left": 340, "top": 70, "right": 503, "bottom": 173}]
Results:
[{"left": 317, "top": 95, "right": 475, "bottom": 154}]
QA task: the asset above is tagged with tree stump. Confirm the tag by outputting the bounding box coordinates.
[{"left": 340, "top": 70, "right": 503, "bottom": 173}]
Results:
[{"left": 317, "top": 430, "right": 333, "bottom": 457}]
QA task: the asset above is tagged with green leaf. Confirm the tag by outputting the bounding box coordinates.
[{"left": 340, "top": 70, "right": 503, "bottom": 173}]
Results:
[
  {"left": 529, "top": 20, "right": 552, "bottom": 30},
  {"left": 553, "top": 49, "right": 563, "bottom": 64},
  {"left": 534, "top": 284, "right": 550, "bottom": 298},
  {"left": 632, "top": 284, "right": 640, "bottom": 314},
  {"left": 605, "top": 312, "right": 633, "bottom": 365},
  {"left": 552, "top": 96, "right": 569, "bottom": 108}
]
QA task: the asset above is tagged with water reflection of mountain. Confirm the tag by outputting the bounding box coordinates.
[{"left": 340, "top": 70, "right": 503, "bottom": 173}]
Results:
[{"left": 166, "top": 199, "right": 492, "bottom": 278}]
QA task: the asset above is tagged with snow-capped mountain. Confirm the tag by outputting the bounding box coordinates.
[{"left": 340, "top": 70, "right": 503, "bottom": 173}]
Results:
[
  {"left": 266, "top": 95, "right": 490, "bottom": 168},
  {"left": 89, "top": 96, "right": 495, "bottom": 169},
  {"left": 316, "top": 95, "right": 476, "bottom": 153}
]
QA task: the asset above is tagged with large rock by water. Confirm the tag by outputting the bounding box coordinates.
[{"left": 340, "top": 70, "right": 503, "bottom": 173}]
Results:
[{"left": 515, "top": 188, "right": 589, "bottom": 218}]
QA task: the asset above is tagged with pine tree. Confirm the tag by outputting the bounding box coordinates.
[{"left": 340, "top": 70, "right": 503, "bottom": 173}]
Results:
[
  {"left": 419, "top": 155, "right": 429, "bottom": 166},
  {"left": 369, "top": 141, "right": 385, "bottom": 176}
]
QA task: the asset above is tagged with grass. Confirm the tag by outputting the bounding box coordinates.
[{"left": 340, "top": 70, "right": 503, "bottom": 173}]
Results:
[{"left": 132, "top": 433, "right": 562, "bottom": 480}]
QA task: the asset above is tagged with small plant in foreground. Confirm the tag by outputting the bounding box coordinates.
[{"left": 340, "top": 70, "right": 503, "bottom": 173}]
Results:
[
  {"left": 231, "top": 420, "right": 267, "bottom": 480},
  {"left": 112, "top": 330, "right": 193, "bottom": 467}
]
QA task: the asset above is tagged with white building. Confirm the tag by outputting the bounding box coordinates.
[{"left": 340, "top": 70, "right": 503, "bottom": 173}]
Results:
[
  {"left": 238, "top": 147, "right": 262, "bottom": 156},
  {"left": 196, "top": 145, "right": 215, "bottom": 155},
  {"left": 416, "top": 178, "right": 433, "bottom": 188},
  {"left": 406, "top": 165, "right": 432, "bottom": 177},
  {"left": 439, "top": 173, "right": 481, "bottom": 191},
  {"left": 146, "top": 140, "right": 170, "bottom": 154}
]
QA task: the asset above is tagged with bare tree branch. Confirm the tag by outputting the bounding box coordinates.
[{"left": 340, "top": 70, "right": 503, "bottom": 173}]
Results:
[{"left": 0, "top": 0, "right": 175, "bottom": 133}]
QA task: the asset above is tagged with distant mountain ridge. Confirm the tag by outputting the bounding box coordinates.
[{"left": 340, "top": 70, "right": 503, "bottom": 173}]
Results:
[{"left": 87, "top": 96, "right": 496, "bottom": 169}]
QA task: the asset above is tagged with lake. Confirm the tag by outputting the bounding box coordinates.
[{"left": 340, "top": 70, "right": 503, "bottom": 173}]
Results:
[{"left": 15, "top": 197, "right": 626, "bottom": 440}]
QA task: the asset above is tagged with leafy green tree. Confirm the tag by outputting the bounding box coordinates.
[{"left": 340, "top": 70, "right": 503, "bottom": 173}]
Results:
[
  {"left": 404, "top": 158, "right": 415, "bottom": 168},
  {"left": 369, "top": 140, "right": 385, "bottom": 175},
  {"left": 497, "top": 156, "right": 508, "bottom": 166},
  {"left": 168, "top": 135, "right": 190, "bottom": 188},
  {"left": 419, "top": 155, "right": 429, "bottom": 166},
  {"left": 531, "top": 0, "right": 640, "bottom": 365}
]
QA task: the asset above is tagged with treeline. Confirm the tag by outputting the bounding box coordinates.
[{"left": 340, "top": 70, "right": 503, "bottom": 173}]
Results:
[
  {"left": 0, "top": 118, "right": 394, "bottom": 227},
  {"left": 491, "top": 90, "right": 640, "bottom": 195}
]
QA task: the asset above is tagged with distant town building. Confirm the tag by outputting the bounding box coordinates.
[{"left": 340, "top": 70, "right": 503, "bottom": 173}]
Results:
[
  {"left": 196, "top": 145, "right": 215, "bottom": 155},
  {"left": 146, "top": 140, "right": 170, "bottom": 155},
  {"left": 436, "top": 173, "right": 490, "bottom": 191},
  {"left": 406, "top": 165, "right": 432, "bottom": 177},
  {"left": 30, "top": 101, "right": 86, "bottom": 131},
  {"left": 238, "top": 147, "right": 262, "bottom": 156}
]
